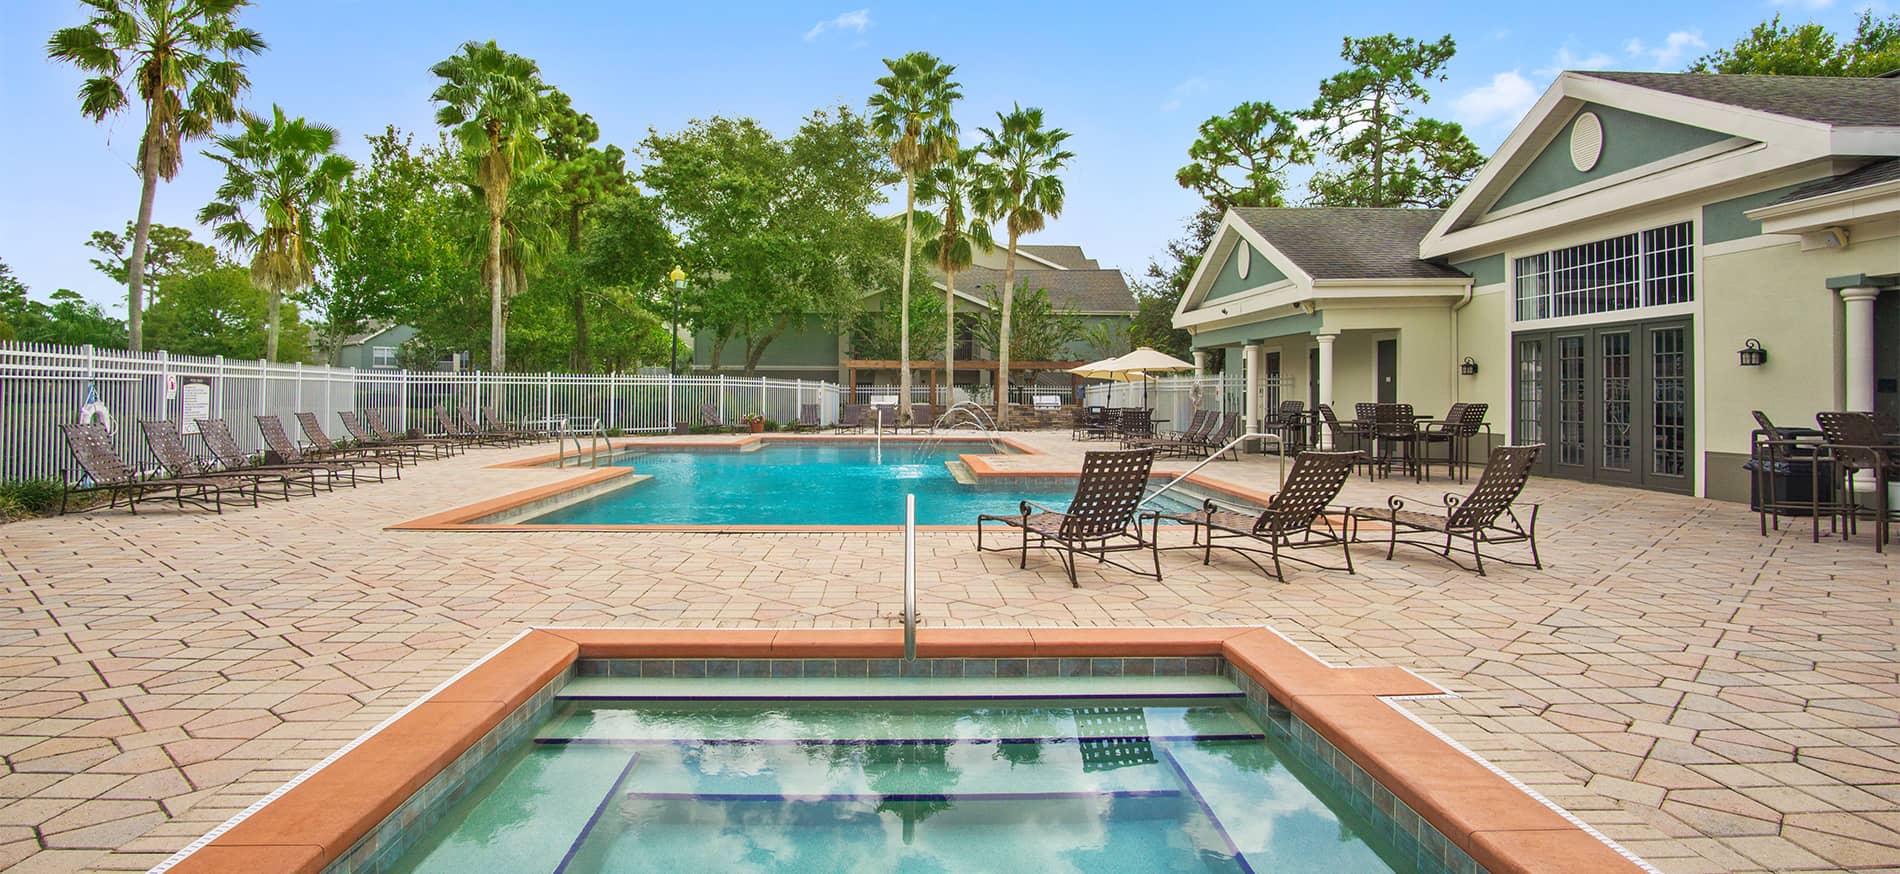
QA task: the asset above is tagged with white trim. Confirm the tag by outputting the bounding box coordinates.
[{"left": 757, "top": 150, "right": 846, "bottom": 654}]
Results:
[
  {"left": 1176, "top": 212, "right": 1317, "bottom": 320},
  {"left": 1745, "top": 177, "right": 1900, "bottom": 220},
  {"left": 341, "top": 323, "right": 401, "bottom": 348},
  {"left": 1477, "top": 137, "right": 1753, "bottom": 224},
  {"left": 1011, "top": 247, "right": 1070, "bottom": 270}
]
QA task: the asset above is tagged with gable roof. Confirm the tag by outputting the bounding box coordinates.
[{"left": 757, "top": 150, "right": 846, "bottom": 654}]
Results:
[
  {"left": 1230, "top": 208, "right": 1468, "bottom": 280},
  {"left": 949, "top": 266, "right": 1136, "bottom": 313},
  {"left": 1017, "top": 245, "right": 1099, "bottom": 270},
  {"left": 1574, "top": 72, "right": 1900, "bottom": 127},
  {"left": 1767, "top": 157, "right": 1900, "bottom": 207}
]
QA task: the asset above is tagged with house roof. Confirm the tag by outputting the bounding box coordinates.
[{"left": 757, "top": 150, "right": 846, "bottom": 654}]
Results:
[
  {"left": 1575, "top": 72, "right": 1900, "bottom": 127},
  {"left": 1767, "top": 157, "right": 1900, "bottom": 207},
  {"left": 949, "top": 266, "right": 1137, "bottom": 313},
  {"left": 1230, "top": 208, "right": 1469, "bottom": 280},
  {"left": 339, "top": 323, "right": 400, "bottom": 347},
  {"left": 1017, "top": 245, "right": 1099, "bottom": 270}
]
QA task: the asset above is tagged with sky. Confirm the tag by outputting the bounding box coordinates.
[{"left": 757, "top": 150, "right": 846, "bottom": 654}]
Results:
[{"left": 0, "top": 0, "right": 1884, "bottom": 312}]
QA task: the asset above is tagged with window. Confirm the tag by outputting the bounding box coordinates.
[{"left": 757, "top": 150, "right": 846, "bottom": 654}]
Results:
[
  {"left": 372, "top": 345, "right": 397, "bottom": 369},
  {"left": 1514, "top": 221, "right": 1694, "bottom": 321}
]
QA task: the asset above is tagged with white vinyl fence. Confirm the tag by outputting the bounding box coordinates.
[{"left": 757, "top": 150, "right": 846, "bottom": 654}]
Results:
[
  {"left": 1083, "top": 375, "right": 1259, "bottom": 429},
  {"left": 0, "top": 341, "right": 840, "bottom": 483}
]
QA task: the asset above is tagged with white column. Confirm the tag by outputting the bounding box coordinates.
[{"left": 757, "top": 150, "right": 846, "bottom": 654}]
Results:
[
  {"left": 1842, "top": 287, "right": 1880, "bottom": 412},
  {"left": 1193, "top": 350, "right": 1208, "bottom": 376},
  {"left": 1316, "top": 333, "right": 1337, "bottom": 449},
  {"left": 1242, "top": 344, "right": 1261, "bottom": 436}
]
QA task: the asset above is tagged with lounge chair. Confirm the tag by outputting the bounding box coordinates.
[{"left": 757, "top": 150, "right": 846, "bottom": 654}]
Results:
[
  {"left": 909, "top": 404, "right": 934, "bottom": 433},
  {"left": 258, "top": 415, "right": 396, "bottom": 482},
  {"left": 977, "top": 447, "right": 1162, "bottom": 587},
  {"left": 1350, "top": 444, "right": 1544, "bottom": 576},
  {"left": 365, "top": 409, "right": 464, "bottom": 456},
  {"left": 871, "top": 405, "right": 898, "bottom": 431},
  {"left": 436, "top": 406, "right": 504, "bottom": 445},
  {"left": 460, "top": 407, "right": 525, "bottom": 446},
  {"left": 1160, "top": 450, "right": 1359, "bottom": 580},
  {"left": 697, "top": 402, "right": 732, "bottom": 434},
  {"left": 197, "top": 417, "right": 358, "bottom": 488},
  {"left": 141, "top": 418, "right": 314, "bottom": 499},
  {"left": 481, "top": 407, "right": 544, "bottom": 444},
  {"left": 792, "top": 403, "right": 823, "bottom": 432},
  {"left": 338, "top": 411, "right": 443, "bottom": 461},
  {"left": 1316, "top": 404, "right": 1367, "bottom": 455},
  {"left": 58, "top": 422, "right": 254, "bottom": 514},
  {"left": 1127, "top": 410, "right": 1209, "bottom": 456},
  {"left": 837, "top": 404, "right": 865, "bottom": 433},
  {"left": 1185, "top": 412, "right": 1243, "bottom": 460},
  {"left": 295, "top": 412, "right": 410, "bottom": 470}
]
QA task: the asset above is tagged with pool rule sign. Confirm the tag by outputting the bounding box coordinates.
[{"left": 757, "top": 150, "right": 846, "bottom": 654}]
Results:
[{"left": 179, "top": 376, "right": 212, "bottom": 434}]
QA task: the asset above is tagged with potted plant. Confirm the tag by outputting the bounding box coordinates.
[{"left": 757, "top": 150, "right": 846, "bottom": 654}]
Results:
[
  {"left": 673, "top": 421, "right": 691, "bottom": 435},
  {"left": 742, "top": 412, "right": 766, "bottom": 434}
]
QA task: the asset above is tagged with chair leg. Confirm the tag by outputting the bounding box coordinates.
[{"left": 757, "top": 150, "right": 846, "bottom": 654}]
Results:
[{"left": 1471, "top": 531, "right": 1486, "bottom": 576}]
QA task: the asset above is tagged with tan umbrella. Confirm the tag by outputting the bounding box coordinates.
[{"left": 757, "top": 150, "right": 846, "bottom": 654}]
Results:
[{"left": 1070, "top": 348, "right": 1194, "bottom": 404}]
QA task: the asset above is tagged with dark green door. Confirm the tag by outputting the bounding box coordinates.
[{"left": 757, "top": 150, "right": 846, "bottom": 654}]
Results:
[
  {"left": 1376, "top": 339, "right": 1397, "bottom": 404},
  {"left": 1512, "top": 319, "right": 1692, "bottom": 492}
]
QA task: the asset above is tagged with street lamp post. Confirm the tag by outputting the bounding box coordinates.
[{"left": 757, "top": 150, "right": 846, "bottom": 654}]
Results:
[{"left": 669, "top": 265, "right": 687, "bottom": 375}]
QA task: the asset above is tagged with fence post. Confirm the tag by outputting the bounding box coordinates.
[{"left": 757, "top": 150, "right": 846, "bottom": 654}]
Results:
[
  {"left": 717, "top": 374, "right": 726, "bottom": 424},
  {"left": 399, "top": 368, "right": 409, "bottom": 434},
  {"left": 294, "top": 361, "right": 303, "bottom": 419},
  {"left": 545, "top": 371, "right": 554, "bottom": 426},
  {"left": 157, "top": 349, "right": 170, "bottom": 422},
  {"left": 213, "top": 355, "right": 225, "bottom": 428},
  {"left": 257, "top": 358, "right": 268, "bottom": 425}
]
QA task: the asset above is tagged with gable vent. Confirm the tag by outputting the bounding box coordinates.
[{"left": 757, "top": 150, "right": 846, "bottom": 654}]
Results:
[
  {"left": 1236, "top": 242, "right": 1251, "bottom": 279},
  {"left": 1570, "top": 111, "right": 1603, "bottom": 172}
]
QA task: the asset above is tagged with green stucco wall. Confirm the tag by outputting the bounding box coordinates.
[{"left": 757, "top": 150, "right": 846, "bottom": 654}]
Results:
[
  {"left": 1701, "top": 183, "right": 1805, "bottom": 245},
  {"left": 694, "top": 315, "right": 840, "bottom": 370},
  {"left": 1203, "top": 240, "right": 1286, "bottom": 303},
  {"left": 338, "top": 325, "right": 418, "bottom": 369},
  {"left": 1450, "top": 254, "right": 1506, "bottom": 287},
  {"left": 1489, "top": 103, "right": 1732, "bottom": 212}
]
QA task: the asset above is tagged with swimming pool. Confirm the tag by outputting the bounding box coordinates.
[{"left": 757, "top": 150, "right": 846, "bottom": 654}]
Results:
[
  {"left": 387, "top": 674, "right": 1410, "bottom": 873},
  {"left": 519, "top": 442, "right": 1195, "bottom": 527}
]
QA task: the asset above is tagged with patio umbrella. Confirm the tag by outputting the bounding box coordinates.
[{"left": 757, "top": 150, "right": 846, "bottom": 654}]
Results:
[{"left": 1070, "top": 347, "right": 1195, "bottom": 405}]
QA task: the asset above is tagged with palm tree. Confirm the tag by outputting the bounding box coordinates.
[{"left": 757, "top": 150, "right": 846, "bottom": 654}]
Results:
[
  {"left": 46, "top": 0, "right": 265, "bottom": 352},
  {"left": 975, "top": 105, "right": 1073, "bottom": 425},
  {"left": 198, "top": 105, "right": 354, "bottom": 361},
  {"left": 868, "top": 51, "right": 961, "bottom": 421},
  {"left": 430, "top": 40, "right": 549, "bottom": 372},
  {"left": 914, "top": 149, "right": 993, "bottom": 404}
]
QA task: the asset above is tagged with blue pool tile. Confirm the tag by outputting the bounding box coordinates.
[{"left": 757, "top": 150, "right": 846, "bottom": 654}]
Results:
[
  {"left": 705, "top": 659, "right": 737, "bottom": 678},
  {"left": 1027, "top": 658, "right": 1058, "bottom": 677},
  {"left": 1059, "top": 658, "right": 1089, "bottom": 677},
  {"left": 996, "top": 658, "right": 1028, "bottom": 678},
  {"left": 1090, "top": 658, "right": 1124, "bottom": 677},
  {"left": 963, "top": 658, "right": 996, "bottom": 678}
]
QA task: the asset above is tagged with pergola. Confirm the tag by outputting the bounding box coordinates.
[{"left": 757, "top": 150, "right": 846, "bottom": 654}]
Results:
[{"left": 842, "top": 359, "right": 1092, "bottom": 400}]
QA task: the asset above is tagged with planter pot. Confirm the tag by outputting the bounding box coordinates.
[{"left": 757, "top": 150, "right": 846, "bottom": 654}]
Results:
[
  {"left": 748, "top": 421, "right": 766, "bottom": 434},
  {"left": 673, "top": 423, "right": 691, "bottom": 435}
]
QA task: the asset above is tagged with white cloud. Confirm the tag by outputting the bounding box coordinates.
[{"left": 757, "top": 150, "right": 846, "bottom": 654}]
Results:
[
  {"left": 1159, "top": 76, "right": 1215, "bottom": 113},
  {"left": 1536, "top": 46, "right": 1616, "bottom": 77},
  {"left": 804, "top": 9, "right": 871, "bottom": 42},
  {"left": 1454, "top": 70, "right": 1539, "bottom": 128},
  {"left": 1624, "top": 30, "right": 1706, "bottom": 68},
  {"left": 1779, "top": 0, "right": 1836, "bottom": 9}
]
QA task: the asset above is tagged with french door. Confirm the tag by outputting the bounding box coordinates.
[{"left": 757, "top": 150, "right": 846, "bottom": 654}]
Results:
[{"left": 1512, "top": 318, "right": 1691, "bottom": 492}]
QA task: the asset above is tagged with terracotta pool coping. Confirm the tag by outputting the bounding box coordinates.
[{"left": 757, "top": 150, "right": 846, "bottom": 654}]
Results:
[
  {"left": 387, "top": 435, "right": 1290, "bottom": 533},
  {"left": 158, "top": 626, "right": 1648, "bottom": 874}
]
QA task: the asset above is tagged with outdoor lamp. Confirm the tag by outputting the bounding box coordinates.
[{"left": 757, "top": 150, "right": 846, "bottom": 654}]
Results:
[
  {"left": 1737, "top": 338, "right": 1767, "bottom": 367},
  {"left": 669, "top": 266, "right": 687, "bottom": 375},
  {"left": 1459, "top": 356, "right": 1479, "bottom": 376}
]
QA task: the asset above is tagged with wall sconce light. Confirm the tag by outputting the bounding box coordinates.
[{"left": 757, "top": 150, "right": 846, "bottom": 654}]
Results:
[
  {"left": 1737, "top": 338, "right": 1767, "bottom": 367},
  {"left": 1459, "top": 356, "right": 1479, "bottom": 376}
]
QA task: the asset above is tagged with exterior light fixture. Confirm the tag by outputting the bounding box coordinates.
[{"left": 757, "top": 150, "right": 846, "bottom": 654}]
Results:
[
  {"left": 1459, "top": 356, "right": 1479, "bottom": 376},
  {"left": 669, "top": 266, "right": 688, "bottom": 375},
  {"left": 1737, "top": 338, "right": 1767, "bottom": 367}
]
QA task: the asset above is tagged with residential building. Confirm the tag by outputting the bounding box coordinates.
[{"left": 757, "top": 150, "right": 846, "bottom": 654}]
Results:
[
  {"left": 334, "top": 324, "right": 468, "bottom": 372},
  {"left": 1173, "top": 71, "right": 1900, "bottom": 501}
]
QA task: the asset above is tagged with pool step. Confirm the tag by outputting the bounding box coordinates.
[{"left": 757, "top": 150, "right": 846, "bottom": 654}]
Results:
[{"left": 555, "top": 674, "right": 1242, "bottom": 702}]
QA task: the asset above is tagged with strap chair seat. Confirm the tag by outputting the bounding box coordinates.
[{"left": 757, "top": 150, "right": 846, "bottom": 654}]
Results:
[
  {"left": 141, "top": 418, "right": 314, "bottom": 500},
  {"left": 196, "top": 417, "right": 356, "bottom": 488},
  {"left": 58, "top": 422, "right": 255, "bottom": 515},
  {"left": 364, "top": 409, "right": 462, "bottom": 456},
  {"left": 977, "top": 447, "right": 1162, "bottom": 586},
  {"left": 257, "top": 415, "right": 393, "bottom": 482},
  {"left": 1351, "top": 443, "right": 1544, "bottom": 576},
  {"left": 1161, "top": 450, "right": 1359, "bottom": 580},
  {"left": 295, "top": 412, "right": 409, "bottom": 470}
]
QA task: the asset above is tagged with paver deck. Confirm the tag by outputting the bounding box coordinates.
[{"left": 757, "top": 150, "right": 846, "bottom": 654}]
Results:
[{"left": 0, "top": 431, "right": 1893, "bottom": 873}]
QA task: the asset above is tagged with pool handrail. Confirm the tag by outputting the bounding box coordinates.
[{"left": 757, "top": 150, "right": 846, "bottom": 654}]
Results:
[
  {"left": 1140, "top": 432, "right": 1285, "bottom": 508},
  {"left": 903, "top": 493, "right": 917, "bottom": 661}
]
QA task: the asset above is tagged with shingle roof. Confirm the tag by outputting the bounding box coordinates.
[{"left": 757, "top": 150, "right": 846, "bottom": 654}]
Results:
[
  {"left": 1230, "top": 208, "right": 1469, "bottom": 280},
  {"left": 1018, "top": 245, "right": 1100, "bottom": 270},
  {"left": 1767, "top": 158, "right": 1900, "bottom": 207},
  {"left": 944, "top": 266, "right": 1136, "bottom": 313},
  {"left": 1576, "top": 72, "right": 1900, "bottom": 127}
]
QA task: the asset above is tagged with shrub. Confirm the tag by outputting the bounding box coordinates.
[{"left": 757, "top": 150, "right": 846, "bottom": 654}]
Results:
[{"left": 0, "top": 479, "right": 65, "bottom": 517}]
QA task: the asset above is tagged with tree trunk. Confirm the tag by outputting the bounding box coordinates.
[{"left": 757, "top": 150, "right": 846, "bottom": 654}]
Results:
[
  {"left": 126, "top": 111, "right": 163, "bottom": 353},
  {"left": 897, "top": 171, "right": 916, "bottom": 423},
  {"left": 488, "top": 209, "right": 506, "bottom": 372},
  {"left": 1370, "top": 90, "right": 1385, "bottom": 205},
  {"left": 708, "top": 334, "right": 728, "bottom": 376},
  {"left": 944, "top": 269, "right": 956, "bottom": 408},
  {"left": 265, "top": 287, "right": 283, "bottom": 361},
  {"left": 996, "top": 236, "right": 1019, "bottom": 425}
]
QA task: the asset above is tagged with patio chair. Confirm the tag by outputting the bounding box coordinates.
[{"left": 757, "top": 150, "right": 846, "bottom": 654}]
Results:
[
  {"left": 1418, "top": 402, "right": 1489, "bottom": 482},
  {"left": 838, "top": 404, "right": 865, "bottom": 433},
  {"left": 462, "top": 407, "right": 528, "bottom": 446},
  {"left": 436, "top": 406, "right": 504, "bottom": 445},
  {"left": 296, "top": 412, "right": 410, "bottom": 471},
  {"left": 141, "top": 418, "right": 313, "bottom": 500},
  {"left": 1131, "top": 410, "right": 1213, "bottom": 457},
  {"left": 1316, "top": 404, "right": 1367, "bottom": 455},
  {"left": 871, "top": 405, "right": 898, "bottom": 431},
  {"left": 58, "top": 422, "right": 255, "bottom": 515},
  {"left": 364, "top": 409, "right": 464, "bottom": 456},
  {"left": 1159, "top": 450, "right": 1360, "bottom": 580},
  {"left": 258, "top": 415, "right": 395, "bottom": 482},
  {"left": 481, "top": 407, "right": 544, "bottom": 444},
  {"left": 1266, "top": 400, "right": 1306, "bottom": 454},
  {"left": 697, "top": 402, "right": 733, "bottom": 434},
  {"left": 792, "top": 403, "right": 823, "bottom": 432},
  {"left": 977, "top": 447, "right": 1162, "bottom": 587},
  {"left": 1814, "top": 411, "right": 1898, "bottom": 552},
  {"left": 1071, "top": 406, "right": 1104, "bottom": 441},
  {"left": 1370, "top": 403, "right": 1420, "bottom": 481},
  {"left": 197, "top": 417, "right": 358, "bottom": 489},
  {"left": 1116, "top": 408, "right": 1155, "bottom": 449},
  {"left": 1176, "top": 411, "right": 1242, "bottom": 460},
  {"left": 909, "top": 404, "right": 934, "bottom": 433},
  {"left": 1350, "top": 444, "right": 1544, "bottom": 576},
  {"left": 339, "top": 411, "right": 446, "bottom": 461}
]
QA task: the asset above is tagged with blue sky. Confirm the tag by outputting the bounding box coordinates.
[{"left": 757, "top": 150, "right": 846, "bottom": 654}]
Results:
[{"left": 0, "top": 0, "right": 1882, "bottom": 310}]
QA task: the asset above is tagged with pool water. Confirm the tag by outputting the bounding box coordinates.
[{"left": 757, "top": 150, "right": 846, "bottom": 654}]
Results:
[
  {"left": 388, "top": 677, "right": 1411, "bottom": 873},
  {"left": 524, "top": 442, "right": 1194, "bottom": 526}
]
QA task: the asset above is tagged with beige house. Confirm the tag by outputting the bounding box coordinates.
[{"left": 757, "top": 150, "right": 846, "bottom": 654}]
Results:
[{"left": 1174, "top": 71, "right": 1900, "bottom": 501}]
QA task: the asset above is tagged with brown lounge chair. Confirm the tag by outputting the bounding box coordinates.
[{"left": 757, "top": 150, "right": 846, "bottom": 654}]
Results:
[
  {"left": 258, "top": 415, "right": 395, "bottom": 482},
  {"left": 1351, "top": 443, "right": 1544, "bottom": 576},
  {"left": 459, "top": 406, "right": 524, "bottom": 446},
  {"left": 58, "top": 422, "right": 255, "bottom": 514},
  {"left": 196, "top": 417, "right": 357, "bottom": 488},
  {"left": 338, "top": 411, "right": 443, "bottom": 461},
  {"left": 363, "top": 409, "right": 463, "bottom": 457},
  {"left": 295, "top": 412, "right": 409, "bottom": 471},
  {"left": 1131, "top": 410, "right": 1213, "bottom": 457},
  {"left": 1184, "top": 412, "right": 1242, "bottom": 460},
  {"left": 141, "top": 418, "right": 316, "bottom": 500},
  {"left": 836, "top": 404, "right": 865, "bottom": 433},
  {"left": 791, "top": 404, "right": 823, "bottom": 432},
  {"left": 435, "top": 406, "right": 503, "bottom": 446},
  {"left": 1161, "top": 450, "right": 1360, "bottom": 580},
  {"left": 480, "top": 407, "right": 543, "bottom": 445},
  {"left": 977, "top": 447, "right": 1162, "bottom": 587},
  {"left": 696, "top": 402, "right": 733, "bottom": 434}
]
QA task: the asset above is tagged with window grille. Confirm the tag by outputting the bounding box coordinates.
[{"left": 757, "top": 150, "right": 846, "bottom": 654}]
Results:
[{"left": 1515, "top": 221, "right": 1694, "bottom": 321}]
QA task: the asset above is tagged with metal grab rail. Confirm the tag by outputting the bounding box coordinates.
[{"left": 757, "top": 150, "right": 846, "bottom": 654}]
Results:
[
  {"left": 1140, "top": 432, "right": 1286, "bottom": 508},
  {"left": 903, "top": 493, "right": 917, "bottom": 661},
  {"left": 554, "top": 416, "right": 606, "bottom": 468}
]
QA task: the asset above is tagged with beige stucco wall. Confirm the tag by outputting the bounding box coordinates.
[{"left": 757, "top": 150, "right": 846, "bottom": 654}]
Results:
[
  {"left": 1321, "top": 302, "right": 1459, "bottom": 417},
  {"left": 1455, "top": 283, "right": 1512, "bottom": 436}
]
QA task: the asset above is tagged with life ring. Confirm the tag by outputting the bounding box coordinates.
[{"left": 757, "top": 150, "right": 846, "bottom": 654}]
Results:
[
  {"left": 80, "top": 399, "right": 114, "bottom": 435},
  {"left": 1189, "top": 384, "right": 1206, "bottom": 412}
]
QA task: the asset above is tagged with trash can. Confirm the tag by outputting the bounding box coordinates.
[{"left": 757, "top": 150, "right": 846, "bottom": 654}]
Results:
[{"left": 1744, "top": 456, "right": 1832, "bottom": 516}]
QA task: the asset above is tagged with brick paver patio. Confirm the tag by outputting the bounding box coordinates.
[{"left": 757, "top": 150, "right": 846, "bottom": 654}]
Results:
[{"left": 0, "top": 432, "right": 1894, "bottom": 873}]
